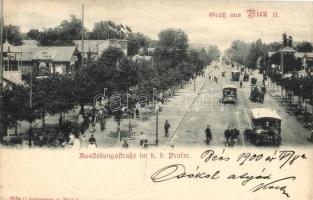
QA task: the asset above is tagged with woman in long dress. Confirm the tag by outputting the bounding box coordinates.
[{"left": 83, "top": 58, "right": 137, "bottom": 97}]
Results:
[{"left": 88, "top": 134, "right": 97, "bottom": 149}]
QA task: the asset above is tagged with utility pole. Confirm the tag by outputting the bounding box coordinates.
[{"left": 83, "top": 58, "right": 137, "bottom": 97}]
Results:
[
  {"left": 81, "top": 3, "right": 84, "bottom": 68},
  {"left": 154, "top": 88, "right": 159, "bottom": 146},
  {"left": 28, "top": 67, "right": 33, "bottom": 147},
  {"left": 0, "top": 0, "right": 4, "bottom": 144}
]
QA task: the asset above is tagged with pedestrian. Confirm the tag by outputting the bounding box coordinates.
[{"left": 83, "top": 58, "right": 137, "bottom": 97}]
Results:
[
  {"left": 100, "top": 117, "right": 106, "bottom": 132},
  {"left": 205, "top": 125, "right": 212, "bottom": 145},
  {"left": 72, "top": 135, "right": 81, "bottom": 149},
  {"left": 310, "top": 130, "right": 313, "bottom": 143},
  {"left": 164, "top": 120, "right": 171, "bottom": 137},
  {"left": 88, "top": 134, "right": 97, "bottom": 149},
  {"left": 80, "top": 134, "right": 88, "bottom": 148},
  {"left": 122, "top": 139, "right": 129, "bottom": 148},
  {"left": 224, "top": 126, "right": 231, "bottom": 146},
  {"left": 240, "top": 81, "right": 243, "bottom": 88},
  {"left": 231, "top": 128, "right": 240, "bottom": 145},
  {"left": 139, "top": 131, "right": 147, "bottom": 146}
]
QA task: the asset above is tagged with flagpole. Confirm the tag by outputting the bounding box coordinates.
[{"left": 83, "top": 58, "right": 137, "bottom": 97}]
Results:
[
  {"left": 0, "top": 0, "right": 3, "bottom": 88},
  {"left": 0, "top": 0, "right": 3, "bottom": 144},
  {"left": 107, "top": 21, "right": 109, "bottom": 40},
  {"left": 81, "top": 3, "right": 84, "bottom": 68}
]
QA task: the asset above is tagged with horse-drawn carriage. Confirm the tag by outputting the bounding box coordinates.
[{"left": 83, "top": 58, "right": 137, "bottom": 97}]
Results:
[
  {"left": 250, "top": 77, "right": 257, "bottom": 85},
  {"left": 244, "top": 108, "right": 282, "bottom": 146},
  {"left": 231, "top": 70, "right": 240, "bottom": 81},
  {"left": 243, "top": 73, "right": 249, "bottom": 82},
  {"left": 250, "top": 84, "right": 266, "bottom": 103},
  {"left": 220, "top": 85, "right": 237, "bottom": 105}
]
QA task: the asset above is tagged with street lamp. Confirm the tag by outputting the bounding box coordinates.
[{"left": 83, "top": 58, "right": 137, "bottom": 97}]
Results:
[
  {"left": 29, "top": 66, "right": 33, "bottom": 147},
  {"left": 194, "top": 77, "right": 196, "bottom": 93},
  {"left": 153, "top": 87, "right": 159, "bottom": 146}
]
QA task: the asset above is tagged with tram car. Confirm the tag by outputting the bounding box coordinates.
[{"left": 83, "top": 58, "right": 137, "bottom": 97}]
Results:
[
  {"left": 250, "top": 84, "right": 266, "bottom": 103},
  {"left": 244, "top": 108, "right": 282, "bottom": 146},
  {"left": 220, "top": 85, "right": 237, "bottom": 105},
  {"left": 231, "top": 70, "right": 240, "bottom": 81}
]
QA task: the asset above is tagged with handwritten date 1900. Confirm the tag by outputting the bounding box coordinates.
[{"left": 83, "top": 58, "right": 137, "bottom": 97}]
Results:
[{"left": 199, "top": 149, "right": 307, "bottom": 169}]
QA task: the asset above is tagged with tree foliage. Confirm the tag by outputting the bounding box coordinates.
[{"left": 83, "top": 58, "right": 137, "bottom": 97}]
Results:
[
  {"left": 3, "top": 25, "right": 23, "bottom": 45},
  {"left": 296, "top": 41, "right": 313, "bottom": 52}
]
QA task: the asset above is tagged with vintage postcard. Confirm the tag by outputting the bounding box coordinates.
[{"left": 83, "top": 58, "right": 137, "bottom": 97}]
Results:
[{"left": 0, "top": 0, "right": 312, "bottom": 200}]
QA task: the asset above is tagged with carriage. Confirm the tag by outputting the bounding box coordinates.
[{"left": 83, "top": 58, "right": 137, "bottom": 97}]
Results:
[
  {"left": 244, "top": 108, "right": 282, "bottom": 146},
  {"left": 231, "top": 70, "right": 240, "bottom": 81},
  {"left": 243, "top": 73, "right": 249, "bottom": 82},
  {"left": 250, "top": 84, "right": 266, "bottom": 103},
  {"left": 220, "top": 85, "right": 237, "bottom": 105},
  {"left": 250, "top": 77, "right": 257, "bottom": 85}
]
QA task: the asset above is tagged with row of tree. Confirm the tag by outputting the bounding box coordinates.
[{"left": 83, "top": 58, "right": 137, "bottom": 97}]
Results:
[
  {"left": 225, "top": 37, "right": 313, "bottom": 70},
  {"left": 3, "top": 15, "right": 152, "bottom": 56},
  {"left": 225, "top": 33, "right": 313, "bottom": 116},
  {"left": 0, "top": 28, "right": 221, "bottom": 145}
]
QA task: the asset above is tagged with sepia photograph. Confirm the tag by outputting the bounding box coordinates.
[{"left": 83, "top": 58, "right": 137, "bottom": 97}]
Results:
[
  {"left": 1, "top": 0, "right": 313, "bottom": 149},
  {"left": 0, "top": 1, "right": 313, "bottom": 199}
]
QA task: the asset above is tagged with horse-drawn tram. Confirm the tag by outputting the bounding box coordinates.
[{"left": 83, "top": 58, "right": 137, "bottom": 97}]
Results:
[
  {"left": 220, "top": 85, "right": 237, "bottom": 105},
  {"left": 231, "top": 70, "right": 240, "bottom": 81},
  {"left": 244, "top": 108, "right": 282, "bottom": 146}
]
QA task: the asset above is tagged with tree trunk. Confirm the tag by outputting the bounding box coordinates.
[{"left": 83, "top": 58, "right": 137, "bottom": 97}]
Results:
[
  {"left": 42, "top": 109, "right": 46, "bottom": 130},
  {"left": 15, "top": 123, "right": 18, "bottom": 135},
  {"left": 117, "top": 119, "right": 121, "bottom": 141},
  {"left": 80, "top": 104, "right": 85, "bottom": 115},
  {"left": 59, "top": 112, "right": 63, "bottom": 133}
]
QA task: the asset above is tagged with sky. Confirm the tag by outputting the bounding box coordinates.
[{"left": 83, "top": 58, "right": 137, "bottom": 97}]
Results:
[{"left": 3, "top": 0, "right": 313, "bottom": 51}]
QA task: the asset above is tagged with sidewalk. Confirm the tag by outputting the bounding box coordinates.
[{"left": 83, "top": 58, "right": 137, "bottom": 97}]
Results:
[{"left": 82, "top": 65, "right": 211, "bottom": 148}]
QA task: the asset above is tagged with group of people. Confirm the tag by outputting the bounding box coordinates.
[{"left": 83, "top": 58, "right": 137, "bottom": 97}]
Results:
[
  {"left": 204, "top": 125, "right": 240, "bottom": 147},
  {"left": 208, "top": 75, "right": 218, "bottom": 83},
  {"left": 224, "top": 126, "right": 240, "bottom": 146}
]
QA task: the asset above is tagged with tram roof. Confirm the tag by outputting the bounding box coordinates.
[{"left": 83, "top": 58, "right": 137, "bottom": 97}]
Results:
[
  {"left": 251, "top": 108, "right": 281, "bottom": 120},
  {"left": 223, "top": 84, "right": 237, "bottom": 89}
]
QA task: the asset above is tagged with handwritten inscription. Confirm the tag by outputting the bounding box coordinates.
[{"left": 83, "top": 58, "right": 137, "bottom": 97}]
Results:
[{"left": 151, "top": 149, "right": 307, "bottom": 198}]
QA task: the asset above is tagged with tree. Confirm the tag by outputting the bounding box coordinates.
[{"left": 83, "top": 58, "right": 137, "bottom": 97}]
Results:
[
  {"left": 3, "top": 25, "right": 23, "bottom": 45},
  {"left": 224, "top": 40, "right": 250, "bottom": 66},
  {"left": 288, "top": 36, "right": 293, "bottom": 47},
  {"left": 296, "top": 41, "right": 313, "bottom": 52},
  {"left": 89, "top": 21, "right": 127, "bottom": 40},
  {"left": 205, "top": 45, "right": 221, "bottom": 64},
  {"left": 136, "top": 60, "right": 159, "bottom": 92},
  {"left": 115, "top": 58, "right": 138, "bottom": 91},
  {"left": 266, "top": 42, "right": 282, "bottom": 52},
  {"left": 282, "top": 32, "right": 288, "bottom": 47},
  {"left": 26, "top": 29, "right": 42, "bottom": 40},
  {"left": 1, "top": 85, "right": 31, "bottom": 142},
  {"left": 127, "top": 33, "right": 151, "bottom": 56},
  {"left": 31, "top": 76, "right": 75, "bottom": 130},
  {"left": 38, "top": 15, "right": 87, "bottom": 46},
  {"left": 246, "top": 39, "right": 266, "bottom": 69},
  {"left": 158, "top": 28, "right": 189, "bottom": 51}
]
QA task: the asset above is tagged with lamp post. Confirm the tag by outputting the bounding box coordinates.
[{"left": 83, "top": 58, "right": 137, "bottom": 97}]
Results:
[
  {"left": 153, "top": 87, "right": 159, "bottom": 146},
  {"left": 0, "top": 0, "right": 3, "bottom": 144},
  {"left": 29, "top": 66, "right": 33, "bottom": 147}
]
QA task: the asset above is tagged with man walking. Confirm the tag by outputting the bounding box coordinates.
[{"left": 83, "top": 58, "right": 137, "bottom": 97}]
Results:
[
  {"left": 205, "top": 125, "right": 212, "bottom": 145},
  {"left": 224, "top": 126, "right": 231, "bottom": 146},
  {"left": 164, "top": 120, "right": 171, "bottom": 137}
]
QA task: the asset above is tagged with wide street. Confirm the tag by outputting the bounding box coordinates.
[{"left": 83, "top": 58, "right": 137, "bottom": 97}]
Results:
[
  {"left": 163, "top": 61, "right": 312, "bottom": 147},
  {"left": 81, "top": 60, "right": 313, "bottom": 148}
]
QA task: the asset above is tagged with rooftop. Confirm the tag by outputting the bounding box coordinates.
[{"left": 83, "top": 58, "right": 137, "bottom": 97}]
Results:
[{"left": 251, "top": 108, "right": 281, "bottom": 120}]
